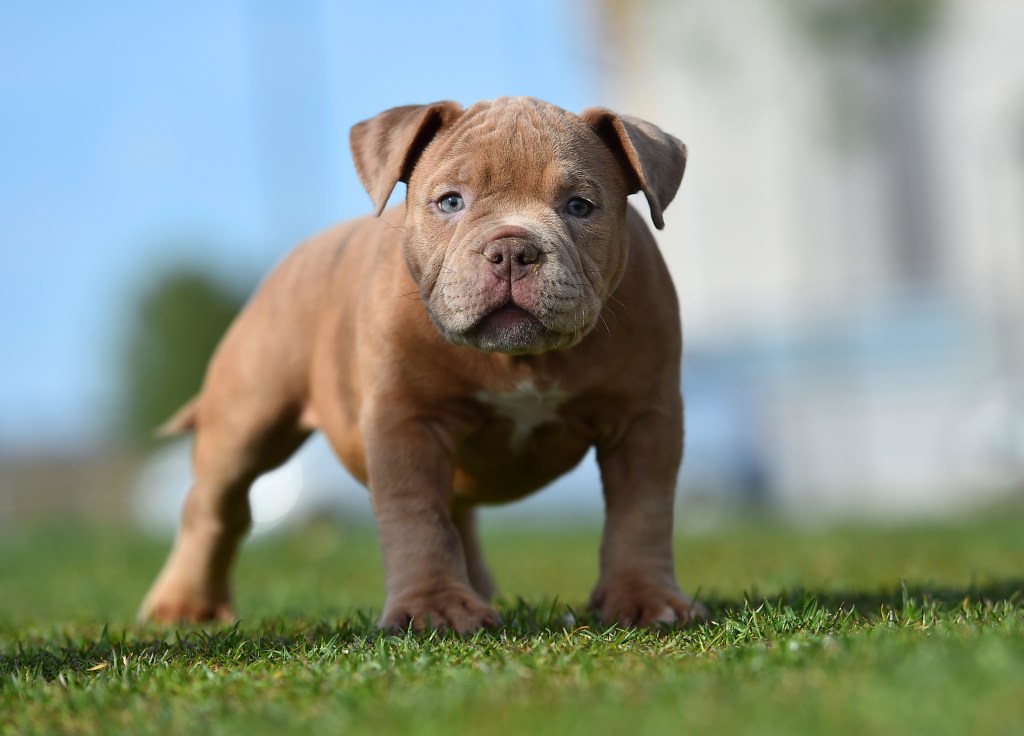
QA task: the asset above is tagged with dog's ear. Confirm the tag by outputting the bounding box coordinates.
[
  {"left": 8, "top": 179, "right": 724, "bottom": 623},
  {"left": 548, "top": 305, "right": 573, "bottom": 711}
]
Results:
[
  {"left": 350, "top": 101, "right": 464, "bottom": 216},
  {"left": 579, "top": 108, "right": 687, "bottom": 230}
]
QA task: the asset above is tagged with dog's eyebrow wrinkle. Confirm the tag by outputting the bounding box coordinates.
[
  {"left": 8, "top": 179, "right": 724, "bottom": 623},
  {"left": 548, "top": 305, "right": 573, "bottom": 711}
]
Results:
[
  {"left": 545, "top": 167, "right": 603, "bottom": 200},
  {"left": 571, "top": 177, "right": 602, "bottom": 194}
]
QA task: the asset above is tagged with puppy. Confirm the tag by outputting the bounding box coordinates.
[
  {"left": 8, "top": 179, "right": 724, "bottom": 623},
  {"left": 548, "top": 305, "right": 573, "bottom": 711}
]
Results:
[{"left": 140, "top": 97, "right": 704, "bottom": 632}]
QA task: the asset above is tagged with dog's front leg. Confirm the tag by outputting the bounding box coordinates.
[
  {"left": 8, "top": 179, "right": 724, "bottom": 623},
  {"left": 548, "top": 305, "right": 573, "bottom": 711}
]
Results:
[
  {"left": 364, "top": 413, "right": 502, "bottom": 633},
  {"left": 590, "top": 400, "right": 706, "bottom": 627}
]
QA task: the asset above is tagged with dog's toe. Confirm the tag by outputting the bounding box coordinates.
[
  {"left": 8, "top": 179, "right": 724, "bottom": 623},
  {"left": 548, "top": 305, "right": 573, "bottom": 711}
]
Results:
[
  {"left": 591, "top": 580, "right": 706, "bottom": 629},
  {"left": 379, "top": 586, "right": 502, "bottom": 634}
]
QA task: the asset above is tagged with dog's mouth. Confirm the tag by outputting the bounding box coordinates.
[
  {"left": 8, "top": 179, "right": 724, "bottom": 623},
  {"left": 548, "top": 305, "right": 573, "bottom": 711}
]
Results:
[
  {"left": 478, "top": 304, "right": 539, "bottom": 332},
  {"left": 445, "top": 301, "right": 562, "bottom": 355},
  {"left": 467, "top": 303, "right": 546, "bottom": 353}
]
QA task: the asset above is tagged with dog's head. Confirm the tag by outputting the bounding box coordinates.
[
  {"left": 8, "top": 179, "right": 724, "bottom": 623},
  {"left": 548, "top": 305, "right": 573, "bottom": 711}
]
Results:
[{"left": 350, "top": 97, "right": 686, "bottom": 355}]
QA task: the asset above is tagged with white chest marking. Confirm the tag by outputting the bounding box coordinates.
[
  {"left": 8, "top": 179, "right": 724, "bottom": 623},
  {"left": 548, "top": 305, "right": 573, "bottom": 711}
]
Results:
[{"left": 475, "top": 380, "right": 568, "bottom": 448}]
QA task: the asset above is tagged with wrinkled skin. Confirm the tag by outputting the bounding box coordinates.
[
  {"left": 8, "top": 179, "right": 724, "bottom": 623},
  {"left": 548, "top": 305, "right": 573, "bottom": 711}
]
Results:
[{"left": 402, "top": 101, "right": 630, "bottom": 355}]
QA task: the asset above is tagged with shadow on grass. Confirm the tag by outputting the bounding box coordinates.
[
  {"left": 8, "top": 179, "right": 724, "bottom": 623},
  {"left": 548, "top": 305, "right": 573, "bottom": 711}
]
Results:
[
  {"left": 703, "top": 577, "right": 1024, "bottom": 617},
  {"left": 3, "top": 578, "right": 1021, "bottom": 684}
]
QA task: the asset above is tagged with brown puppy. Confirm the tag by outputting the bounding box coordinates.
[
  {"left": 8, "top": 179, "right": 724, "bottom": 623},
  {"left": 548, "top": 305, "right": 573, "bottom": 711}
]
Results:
[{"left": 139, "top": 97, "right": 704, "bottom": 632}]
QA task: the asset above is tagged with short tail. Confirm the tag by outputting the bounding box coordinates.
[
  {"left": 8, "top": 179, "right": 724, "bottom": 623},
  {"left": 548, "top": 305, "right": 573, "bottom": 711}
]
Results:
[{"left": 154, "top": 397, "right": 199, "bottom": 438}]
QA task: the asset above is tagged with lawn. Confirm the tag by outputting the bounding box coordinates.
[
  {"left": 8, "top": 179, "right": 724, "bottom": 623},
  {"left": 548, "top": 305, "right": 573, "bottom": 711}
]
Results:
[{"left": 2, "top": 505, "right": 1023, "bottom": 735}]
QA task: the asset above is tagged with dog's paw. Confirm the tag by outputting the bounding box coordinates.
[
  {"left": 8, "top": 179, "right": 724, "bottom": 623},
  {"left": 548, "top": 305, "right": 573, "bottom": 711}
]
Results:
[
  {"left": 138, "top": 582, "right": 235, "bottom": 624},
  {"left": 379, "top": 585, "right": 503, "bottom": 634},
  {"left": 589, "top": 579, "right": 707, "bottom": 628}
]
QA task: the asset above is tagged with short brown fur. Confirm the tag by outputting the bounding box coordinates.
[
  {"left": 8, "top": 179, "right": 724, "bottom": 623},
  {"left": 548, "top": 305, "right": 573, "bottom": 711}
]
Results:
[{"left": 139, "top": 97, "right": 705, "bottom": 632}]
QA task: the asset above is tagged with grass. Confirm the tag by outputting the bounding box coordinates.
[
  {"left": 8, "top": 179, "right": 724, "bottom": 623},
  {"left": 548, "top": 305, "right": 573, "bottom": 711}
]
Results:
[{"left": 2, "top": 506, "right": 1024, "bottom": 735}]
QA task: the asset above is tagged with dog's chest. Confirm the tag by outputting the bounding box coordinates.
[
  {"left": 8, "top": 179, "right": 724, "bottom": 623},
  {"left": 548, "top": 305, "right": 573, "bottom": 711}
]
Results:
[{"left": 474, "top": 380, "right": 568, "bottom": 448}]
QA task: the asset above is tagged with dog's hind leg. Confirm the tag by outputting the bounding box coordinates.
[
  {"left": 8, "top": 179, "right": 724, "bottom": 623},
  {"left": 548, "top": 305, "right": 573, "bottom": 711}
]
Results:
[
  {"left": 138, "top": 250, "right": 325, "bottom": 623},
  {"left": 139, "top": 407, "right": 309, "bottom": 623}
]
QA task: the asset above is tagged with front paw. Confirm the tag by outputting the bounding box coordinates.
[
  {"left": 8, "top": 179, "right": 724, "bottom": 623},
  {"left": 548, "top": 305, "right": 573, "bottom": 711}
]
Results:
[
  {"left": 379, "top": 585, "right": 503, "bottom": 634},
  {"left": 589, "top": 577, "right": 707, "bottom": 628}
]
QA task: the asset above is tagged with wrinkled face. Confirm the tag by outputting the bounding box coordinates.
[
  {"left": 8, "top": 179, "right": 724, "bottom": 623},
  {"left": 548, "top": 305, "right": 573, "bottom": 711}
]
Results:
[{"left": 403, "top": 99, "right": 631, "bottom": 355}]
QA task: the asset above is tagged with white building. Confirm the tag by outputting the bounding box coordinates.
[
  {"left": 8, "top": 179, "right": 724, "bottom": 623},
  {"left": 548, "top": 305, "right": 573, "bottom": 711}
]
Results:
[{"left": 597, "top": 0, "right": 1024, "bottom": 513}]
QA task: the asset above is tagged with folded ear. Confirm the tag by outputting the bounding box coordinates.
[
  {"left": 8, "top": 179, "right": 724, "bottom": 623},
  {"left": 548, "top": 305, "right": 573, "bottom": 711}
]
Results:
[
  {"left": 579, "top": 108, "right": 687, "bottom": 230},
  {"left": 350, "top": 101, "right": 463, "bottom": 215}
]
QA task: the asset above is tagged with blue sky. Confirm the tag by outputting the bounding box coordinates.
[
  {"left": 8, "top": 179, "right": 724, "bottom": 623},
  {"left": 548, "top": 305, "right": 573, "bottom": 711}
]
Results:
[{"left": 0, "top": 1, "right": 599, "bottom": 453}]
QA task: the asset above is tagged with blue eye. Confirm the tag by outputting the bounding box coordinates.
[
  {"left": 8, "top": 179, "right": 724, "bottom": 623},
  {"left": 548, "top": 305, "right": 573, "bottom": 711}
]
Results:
[
  {"left": 438, "top": 194, "right": 465, "bottom": 213},
  {"left": 565, "top": 198, "right": 593, "bottom": 217}
]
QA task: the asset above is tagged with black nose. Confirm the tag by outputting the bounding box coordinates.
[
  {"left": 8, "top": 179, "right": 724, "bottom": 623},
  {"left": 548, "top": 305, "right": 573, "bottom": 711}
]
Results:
[{"left": 483, "top": 239, "right": 540, "bottom": 281}]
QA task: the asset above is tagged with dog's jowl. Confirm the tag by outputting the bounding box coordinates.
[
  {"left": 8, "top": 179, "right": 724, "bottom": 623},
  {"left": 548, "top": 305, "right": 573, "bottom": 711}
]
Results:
[{"left": 139, "top": 97, "right": 705, "bottom": 632}]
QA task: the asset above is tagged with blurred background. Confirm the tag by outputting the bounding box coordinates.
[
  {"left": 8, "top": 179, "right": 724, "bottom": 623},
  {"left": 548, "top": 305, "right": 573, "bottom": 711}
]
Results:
[{"left": 2, "top": 0, "right": 1023, "bottom": 535}]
